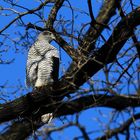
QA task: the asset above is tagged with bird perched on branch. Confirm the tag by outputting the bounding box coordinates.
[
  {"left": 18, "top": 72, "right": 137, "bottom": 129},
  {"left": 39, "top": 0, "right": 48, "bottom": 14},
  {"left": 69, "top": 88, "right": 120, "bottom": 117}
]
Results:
[{"left": 26, "top": 31, "right": 59, "bottom": 123}]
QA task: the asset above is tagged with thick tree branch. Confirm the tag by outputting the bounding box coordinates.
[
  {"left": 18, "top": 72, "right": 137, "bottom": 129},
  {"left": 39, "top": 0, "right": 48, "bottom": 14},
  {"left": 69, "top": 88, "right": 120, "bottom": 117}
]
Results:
[
  {"left": 78, "top": 0, "right": 119, "bottom": 54},
  {"left": 46, "top": 0, "right": 64, "bottom": 29},
  {"left": 2, "top": 93, "right": 140, "bottom": 124},
  {"left": 58, "top": 7, "right": 140, "bottom": 94},
  {"left": 0, "top": 120, "right": 40, "bottom": 140},
  {"left": 55, "top": 94, "right": 140, "bottom": 115},
  {"left": 1, "top": 94, "right": 140, "bottom": 139}
]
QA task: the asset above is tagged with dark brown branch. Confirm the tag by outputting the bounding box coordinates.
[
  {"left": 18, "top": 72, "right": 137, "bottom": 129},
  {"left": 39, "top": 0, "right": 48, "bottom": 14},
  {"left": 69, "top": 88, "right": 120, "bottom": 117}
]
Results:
[
  {"left": 78, "top": 0, "right": 119, "bottom": 54},
  {"left": 78, "top": 125, "right": 90, "bottom": 140},
  {"left": 96, "top": 113, "right": 140, "bottom": 140},
  {"left": 46, "top": 0, "right": 65, "bottom": 29},
  {"left": 87, "top": 0, "right": 96, "bottom": 24},
  {"left": 54, "top": 30, "right": 80, "bottom": 60},
  {"left": 87, "top": 0, "right": 110, "bottom": 30},
  {"left": 26, "top": 23, "right": 45, "bottom": 31},
  {"left": 0, "top": 120, "right": 40, "bottom": 140},
  {"left": 1, "top": 94, "right": 140, "bottom": 139},
  {"left": 59, "top": 7, "right": 140, "bottom": 94},
  {"left": 55, "top": 94, "right": 140, "bottom": 116},
  {"left": 116, "top": 1, "right": 140, "bottom": 60}
]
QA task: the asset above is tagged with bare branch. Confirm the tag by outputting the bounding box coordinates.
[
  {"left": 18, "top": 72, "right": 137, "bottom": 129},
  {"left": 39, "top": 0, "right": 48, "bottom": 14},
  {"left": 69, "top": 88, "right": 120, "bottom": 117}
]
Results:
[
  {"left": 0, "top": 0, "right": 52, "bottom": 34},
  {"left": 87, "top": 0, "right": 96, "bottom": 24},
  {"left": 87, "top": 0, "right": 110, "bottom": 29},
  {"left": 46, "top": 0, "right": 65, "bottom": 29},
  {"left": 96, "top": 113, "right": 140, "bottom": 140},
  {"left": 59, "top": 7, "right": 140, "bottom": 94},
  {"left": 78, "top": 0, "right": 119, "bottom": 54}
]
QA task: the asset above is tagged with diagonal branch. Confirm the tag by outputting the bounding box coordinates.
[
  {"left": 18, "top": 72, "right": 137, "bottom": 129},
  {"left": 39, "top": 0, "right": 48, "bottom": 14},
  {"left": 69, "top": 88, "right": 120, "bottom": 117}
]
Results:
[
  {"left": 46, "top": 0, "right": 65, "bottom": 29},
  {"left": 78, "top": 0, "right": 120, "bottom": 55},
  {"left": 87, "top": 0, "right": 110, "bottom": 29},
  {"left": 59, "top": 7, "right": 140, "bottom": 94},
  {"left": 95, "top": 113, "right": 140, "bottom": 140},
  {"left": 116, "top": 1, "right": 140, "bottom": 60}
]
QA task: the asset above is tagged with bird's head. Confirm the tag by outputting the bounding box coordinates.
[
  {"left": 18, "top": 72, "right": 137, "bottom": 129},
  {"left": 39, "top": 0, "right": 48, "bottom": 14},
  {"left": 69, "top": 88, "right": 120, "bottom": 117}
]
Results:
[{"left": 38, "top": 31, "right": 56, "bottom": 42}]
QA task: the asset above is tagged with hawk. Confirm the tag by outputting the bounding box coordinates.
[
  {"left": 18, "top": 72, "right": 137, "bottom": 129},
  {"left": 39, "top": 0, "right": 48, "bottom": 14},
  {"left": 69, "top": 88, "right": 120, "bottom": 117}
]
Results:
[{"left": 26, "top": 31, "right": 59, "bottom": 123}]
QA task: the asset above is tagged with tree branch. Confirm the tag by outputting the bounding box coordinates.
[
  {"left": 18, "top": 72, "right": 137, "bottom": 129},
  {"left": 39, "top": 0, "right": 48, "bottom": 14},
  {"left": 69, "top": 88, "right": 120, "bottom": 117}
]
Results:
[
  {"left": 87, "top": 0, "right": 110, "bottom": 30},
  {"left": 0, "top": 0, "right": 52, "bottom": 34},
  {"left": 46, "top": 0, "right": 65, "bottom": 29},
  {"left": 96, "top": 113, "right": 140, "bottom": 140},
  {"left": 78, "top": 0, "right": 119, "bottom": 54},
  {"left": 59, "top": 7, "right": 140, "bottom": 94},
  {"left": 1, "top": 94, "right": 140, "bottom": 139},
  {"left": 87, "top": 0, "right": 96, "bottom": 24},
  {"left": 45, "top": 0, "right": 81, "bottom": 59}
]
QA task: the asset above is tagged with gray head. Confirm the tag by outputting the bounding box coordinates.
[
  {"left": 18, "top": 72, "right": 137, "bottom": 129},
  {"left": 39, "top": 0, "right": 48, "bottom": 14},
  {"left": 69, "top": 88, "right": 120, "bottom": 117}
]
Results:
[{"left": 38, "top": 31, "right": 56, "bottom": 42}]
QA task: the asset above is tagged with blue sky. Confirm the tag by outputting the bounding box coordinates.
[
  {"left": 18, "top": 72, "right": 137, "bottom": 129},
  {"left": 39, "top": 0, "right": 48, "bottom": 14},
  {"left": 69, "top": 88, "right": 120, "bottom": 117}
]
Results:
[{"left": 0, "top": 0, "right": 140, "bottom": 139}]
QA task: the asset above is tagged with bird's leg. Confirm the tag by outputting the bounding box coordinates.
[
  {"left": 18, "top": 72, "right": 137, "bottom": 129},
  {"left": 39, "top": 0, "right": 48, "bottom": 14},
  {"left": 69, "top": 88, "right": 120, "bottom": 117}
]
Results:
[{"left": 34, "top": 85, "right": 54, "bottom": 124}]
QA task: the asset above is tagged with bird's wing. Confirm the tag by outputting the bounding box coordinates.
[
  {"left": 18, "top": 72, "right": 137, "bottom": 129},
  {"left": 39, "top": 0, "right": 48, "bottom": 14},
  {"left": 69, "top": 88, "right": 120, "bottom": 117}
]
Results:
[
  {"left": 44, "top": 46, "right": 59, "bottom": 82},
  {"left": 26, "top": 61, "right": 38, "bottom": 87},
  {"left": 51, "top": 56, "right": 59, "bottom": 82},
  {"left": 26, "top": 40, "right": 45, "bottom": 87}
]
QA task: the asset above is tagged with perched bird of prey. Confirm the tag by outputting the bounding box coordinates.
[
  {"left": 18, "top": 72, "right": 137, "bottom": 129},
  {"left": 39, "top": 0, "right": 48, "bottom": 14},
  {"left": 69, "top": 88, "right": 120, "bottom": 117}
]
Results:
[{"left": 26, "top": 31, "right": 59, "bottom": 123}]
